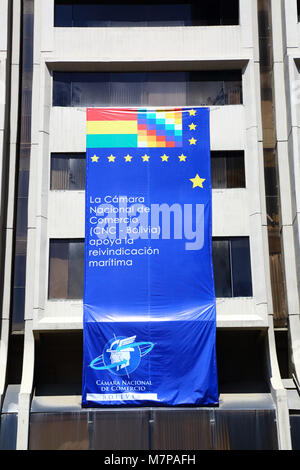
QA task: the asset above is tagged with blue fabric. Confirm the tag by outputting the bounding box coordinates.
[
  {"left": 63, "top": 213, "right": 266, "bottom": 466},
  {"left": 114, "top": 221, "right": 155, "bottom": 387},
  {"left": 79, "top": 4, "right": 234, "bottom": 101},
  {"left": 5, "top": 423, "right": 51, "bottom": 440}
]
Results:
[{"left": 82, "top": 107, "right": 218, "bottom": 407}]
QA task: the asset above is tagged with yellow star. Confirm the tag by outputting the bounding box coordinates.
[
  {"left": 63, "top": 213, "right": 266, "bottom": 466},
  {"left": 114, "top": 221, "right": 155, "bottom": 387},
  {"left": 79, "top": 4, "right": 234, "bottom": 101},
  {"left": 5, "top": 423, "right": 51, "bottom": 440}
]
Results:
[
  {"left": 179, "top": 154, "right": 187, "bottom": 162},
  {"left": 190, "top": 174, "right": 206, "bottom": 189},
  {"left": 189, "top": 109, "right": 196, "bottom": 116},
  {"left": 107, "top": 154, "right": 116, "bottom": 162},
  {"left": 124, "top": 154, "right": 133, "bottom": 162},
  {"left": 142, "top": 154, "right": 150, "bottom": 162},
  {"left": 189, "top": 137, "right": 197, "bottom": 145},
  {"left": 91, "top": 155, "right": 99, "bottom": 163},
  {"left": 161, "top": 154, "right": 169, "bottom": 162},
  {"left": 189, "top": 123, "right": 197, "bottom": 131}
]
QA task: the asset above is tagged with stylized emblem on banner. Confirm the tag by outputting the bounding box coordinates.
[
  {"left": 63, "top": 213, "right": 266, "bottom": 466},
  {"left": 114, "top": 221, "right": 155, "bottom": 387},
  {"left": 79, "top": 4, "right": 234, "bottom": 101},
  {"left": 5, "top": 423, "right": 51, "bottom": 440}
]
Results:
[{"left": 90, "top": 335, "right": 155, "bottom": 376}]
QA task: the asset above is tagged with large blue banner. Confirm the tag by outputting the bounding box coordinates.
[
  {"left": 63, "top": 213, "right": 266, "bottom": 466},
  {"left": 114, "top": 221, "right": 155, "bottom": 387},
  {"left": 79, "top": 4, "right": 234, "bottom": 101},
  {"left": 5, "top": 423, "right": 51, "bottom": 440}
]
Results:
[{"left": 82, "top": 107, "right": 218, "bottom": 407}]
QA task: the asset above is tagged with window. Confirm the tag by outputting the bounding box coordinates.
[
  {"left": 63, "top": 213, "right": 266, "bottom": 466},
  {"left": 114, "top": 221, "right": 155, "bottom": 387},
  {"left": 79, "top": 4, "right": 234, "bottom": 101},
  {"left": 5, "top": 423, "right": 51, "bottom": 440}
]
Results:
[
  {"left": 51, "top": 153, "right": 86, "bottom": 190},
  {"left": 48, "top": 237, "right": 252, "bottom": 300},
  {"left": 212, "top": 237, "right": 253, "bottom": 297},
  {"left": 48, "top": 239, "right": 84, "bottom": 299},
  {"left": 211, "top": 151, "right": 245, "bottom": 189},
  {"left": 54, "top": 0, "right": 239, "bottom": 27},
  {"left": 53, "top": 71, "right": 243, "bottom": 107},
  {"left": 50, "top": 152, "right": 244, "bottom": 191},
  {"left": 28, "top": 407, "right": 278, "bottom": 450}
]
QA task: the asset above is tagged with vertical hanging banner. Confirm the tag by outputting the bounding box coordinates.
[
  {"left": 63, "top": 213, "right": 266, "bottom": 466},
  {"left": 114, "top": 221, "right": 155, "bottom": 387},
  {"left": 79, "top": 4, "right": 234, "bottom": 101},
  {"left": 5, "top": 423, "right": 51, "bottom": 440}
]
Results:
[{"left": 82, "top": 107, "right": 218, "bottom": 407}]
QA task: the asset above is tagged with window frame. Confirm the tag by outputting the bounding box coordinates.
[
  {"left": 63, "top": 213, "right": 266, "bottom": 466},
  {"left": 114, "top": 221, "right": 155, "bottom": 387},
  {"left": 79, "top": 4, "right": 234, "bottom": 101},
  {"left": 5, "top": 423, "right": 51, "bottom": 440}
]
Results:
[
  {"left": 212, "top": 236, "right": 253, "bottom": 298},
  {"left": 211, "top": 150, "right": 246, "bottom": 189},
  {"left": 48, "top": 238, "right": 85, "bottom": 300},
  {"left": 50, "top": 151, "right": 245, "bottom": 191},
  {"left": 48, "top": 237, "right": 252, "bottom": 301},
  {"left": 50, "top": 153, "right": 86, "bottom": 191}
]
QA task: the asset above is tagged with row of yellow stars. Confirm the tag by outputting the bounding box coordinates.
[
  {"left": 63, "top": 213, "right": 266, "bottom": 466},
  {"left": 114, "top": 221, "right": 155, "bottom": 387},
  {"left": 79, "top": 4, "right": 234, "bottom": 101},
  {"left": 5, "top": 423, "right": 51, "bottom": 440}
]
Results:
[
  {"left": 91, "top": 153, "right": 192, "bottom": 163},
  {"left": 91, "top": 154, "right": 205, "bottom": 188}
]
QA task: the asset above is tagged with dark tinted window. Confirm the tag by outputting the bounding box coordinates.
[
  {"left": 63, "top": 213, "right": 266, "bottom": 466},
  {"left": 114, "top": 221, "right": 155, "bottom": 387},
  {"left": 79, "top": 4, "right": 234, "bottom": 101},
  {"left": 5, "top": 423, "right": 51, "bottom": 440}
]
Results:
[
  {"left": 34, "top": 332, "right": 83, "bottom": 395},
  {"left": 53, "top": 71, "right": 243, "bottom": 107},
  {"left": 12, "top": 240, "right": 27, "bottom": 331},
  {"left": 216, "top": 330, "right": 269, "bottom": 393},
  {"left": 48, "top": 239, "right": 84, "bottom": 299},
  {"left": 231, "top": 238, "right": 253, "bottom": 297},
  {"left": 211, "top": 151, "right": 245, "bottom": 189},
  {"left": 0, "top": 415, "right": 18, "bottom": 450},
  {"left": 48, "top": 237, "right": 252, "bottom": 300},
  {"left": 54, "top": 0, "right": 239, "bottom": 27},
  {"left": 213, "top": 239, "right": 232, "bottom": 297},
  {"left": 28, "top": 407, "right": 278, "bottom": 450},
  {"left": 213, "top": 237, "right": 253, "bottom": 298},
  {"left": 51, "top": 153, "right": 86, "bottom": 190}
]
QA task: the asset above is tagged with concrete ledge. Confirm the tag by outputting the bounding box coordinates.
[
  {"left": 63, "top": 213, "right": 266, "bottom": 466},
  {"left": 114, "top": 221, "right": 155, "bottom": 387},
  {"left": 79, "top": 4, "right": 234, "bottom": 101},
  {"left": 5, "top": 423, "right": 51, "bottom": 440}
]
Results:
[{"left": 32, "top": 297, "right": 268, "bottom": 330}]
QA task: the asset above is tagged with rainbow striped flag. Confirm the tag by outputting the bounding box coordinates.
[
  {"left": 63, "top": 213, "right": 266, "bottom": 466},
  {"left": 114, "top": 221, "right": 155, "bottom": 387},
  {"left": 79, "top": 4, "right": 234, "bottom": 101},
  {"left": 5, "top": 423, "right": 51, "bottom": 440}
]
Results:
[{"left": 86, "top": 108, "right": 183, "bottom": 149}]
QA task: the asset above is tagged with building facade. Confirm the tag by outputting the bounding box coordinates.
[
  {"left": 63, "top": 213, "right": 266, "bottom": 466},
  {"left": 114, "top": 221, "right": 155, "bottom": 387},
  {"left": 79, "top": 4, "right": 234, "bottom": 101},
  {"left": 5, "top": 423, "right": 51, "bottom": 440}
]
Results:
[{"left": 0, "top": 0, "right": 299, "bottom": 450}]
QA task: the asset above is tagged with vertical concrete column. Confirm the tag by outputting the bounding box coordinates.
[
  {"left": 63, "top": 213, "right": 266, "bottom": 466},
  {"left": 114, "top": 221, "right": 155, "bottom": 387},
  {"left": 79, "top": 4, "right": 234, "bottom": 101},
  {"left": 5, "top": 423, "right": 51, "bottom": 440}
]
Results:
[
  {"left": 15, "top": 0, "right": 35, "bottom": 449},
  {"left": 0, "top": 0, "right": 21, "bottom": 406},
  {"left": 257, "top": 0, "right": 293, "bottom": 448},
  {"left": 271, "top": 0, "right": 300, "bottom": 380},
  {"left": 267, "top": 316, "right": 292, "bottom": 449},
  {"left": 16, "top": 321, "right": 35, "bottom": 449}
]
